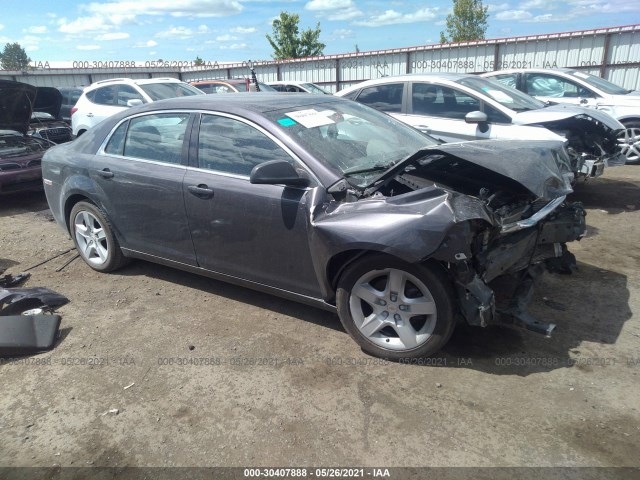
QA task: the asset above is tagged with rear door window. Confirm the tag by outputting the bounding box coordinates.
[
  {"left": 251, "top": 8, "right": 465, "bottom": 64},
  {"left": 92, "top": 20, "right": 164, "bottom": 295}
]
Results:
[
  {"left": 355, "top": 84, "right": 404, "bottom": 113},
  {"left": 119, "top": 113, "right": 190, "bottom": 164}
]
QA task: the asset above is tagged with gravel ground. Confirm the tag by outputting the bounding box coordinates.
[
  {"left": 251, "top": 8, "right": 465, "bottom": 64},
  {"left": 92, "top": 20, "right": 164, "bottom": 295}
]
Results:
[{"left": 0, "top": 166, "right": 639, "bottom": 477}]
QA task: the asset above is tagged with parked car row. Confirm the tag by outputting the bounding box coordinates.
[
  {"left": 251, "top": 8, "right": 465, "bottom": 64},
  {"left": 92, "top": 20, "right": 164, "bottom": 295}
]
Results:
[{"left": 4, "top": 68, "right": 638, "bottom": 360}]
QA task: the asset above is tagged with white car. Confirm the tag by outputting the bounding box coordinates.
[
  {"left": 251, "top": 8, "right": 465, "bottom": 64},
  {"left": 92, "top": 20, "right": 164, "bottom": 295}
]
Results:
[
  {"left": 267, "top": 81, "right": 331, "bottom": 94},
  {"left": 71, "top": 77, "right": 204, "bottom": 137},
  {"left": 336, "top": 73, "right": 626, "bottom": 178},
  {"left": 480, "top": 68, "right": 640, "bottom": 163}
]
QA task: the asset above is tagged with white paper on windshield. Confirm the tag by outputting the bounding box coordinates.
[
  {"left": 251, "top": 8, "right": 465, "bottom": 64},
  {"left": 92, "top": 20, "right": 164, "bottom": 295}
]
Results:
[
  {"left": 285, "top": 109, "right": 335, "bottom": 128},
  {"left": 574, "top": 72, "right": 590, "bottom": 79},
  {"left": 484, "top": 89, "right": 515, "bottom": 103}
]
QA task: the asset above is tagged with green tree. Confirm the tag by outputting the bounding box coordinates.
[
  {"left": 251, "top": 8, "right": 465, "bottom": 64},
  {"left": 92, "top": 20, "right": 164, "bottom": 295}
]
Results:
[
  {"left": 0, "top": 42, "right": 31, "bottom": 70},
  {"left": 194, "top": 56, "right": 204, "bottom": 66},
  {"left": 266, "top": 12, "right": 325, "bottom": 59},
  {"left": 440, "top": 0, "right": 489, "bottom": 43}
]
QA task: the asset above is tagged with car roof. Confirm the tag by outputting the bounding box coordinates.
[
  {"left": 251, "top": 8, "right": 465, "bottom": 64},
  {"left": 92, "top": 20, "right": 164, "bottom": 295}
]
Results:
[
  {"left": 85, "top": 77, "right": 183, "bottom": 91},
  {"left": 337, "top": 73, "right": 474, "bottom": 93},
  {"left": 485, "top": 67, "right": 576, "bottom": 75},
  {"left": 372, "top": 73, "right": 471, "bottom": 82},
  {"left": 123, "top": 92, "right": 342, "bottom": 114},
  {"left": 268, "top": 81, "right": 308, "bottom": 85},
  {"left": 191, "top": 79, "right": 249, "bottom": 85}
]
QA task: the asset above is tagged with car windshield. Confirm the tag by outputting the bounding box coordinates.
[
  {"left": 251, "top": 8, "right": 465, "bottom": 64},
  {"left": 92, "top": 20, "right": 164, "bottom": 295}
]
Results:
[
  {"left": 566, "top": 70, "right": 631, "bottom": 95},
  {"left": 303, "top": 83, "right": 331, "bottom": 94},
  {"left": 257, "top": 83, "right": 277, "bottom": 92},
  {"left": 138, "top": 82, "right": 204, "bottom": 101},
  {"left": 263, "top": 100, "right": 438, "bottom": 188},
  {"left": 458, "top": 76, "right": 546, "bottom": 112}
]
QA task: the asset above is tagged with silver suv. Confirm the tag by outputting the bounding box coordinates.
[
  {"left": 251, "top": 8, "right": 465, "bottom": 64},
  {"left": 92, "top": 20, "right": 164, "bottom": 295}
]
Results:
[{"left": 71, "top": 77, "right": 204, "bottom": 136}]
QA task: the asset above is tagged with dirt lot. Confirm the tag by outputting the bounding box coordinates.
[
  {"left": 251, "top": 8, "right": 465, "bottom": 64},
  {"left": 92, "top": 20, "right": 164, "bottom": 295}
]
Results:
[{"left": 1, "top": 166, "right": 639, "bottom": 476}]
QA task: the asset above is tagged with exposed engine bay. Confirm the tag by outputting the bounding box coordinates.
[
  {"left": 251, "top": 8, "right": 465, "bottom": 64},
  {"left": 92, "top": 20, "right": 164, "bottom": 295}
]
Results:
[{"left": 321, "top": 141, "right": 587, "bottom": 336}]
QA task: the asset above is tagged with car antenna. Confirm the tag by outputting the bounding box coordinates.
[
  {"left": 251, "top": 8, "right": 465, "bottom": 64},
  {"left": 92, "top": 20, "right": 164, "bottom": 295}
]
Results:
[{"left": 248, "top": 60, "right": 260, "bottom": 92}]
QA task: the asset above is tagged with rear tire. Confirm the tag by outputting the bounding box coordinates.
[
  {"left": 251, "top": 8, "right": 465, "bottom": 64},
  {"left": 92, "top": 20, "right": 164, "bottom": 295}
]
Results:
[
  {"left": 70, "top": 201, "right": 128, "bottom": 272},
  {"left": 336, "top": 254, "right": 455, "bottom": 360}
]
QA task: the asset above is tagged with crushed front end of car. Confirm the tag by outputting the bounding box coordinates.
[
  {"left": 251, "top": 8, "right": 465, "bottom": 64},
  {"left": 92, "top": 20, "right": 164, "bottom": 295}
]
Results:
[
  {"left": 314, "top": 140, "right": 585, "bottom": 336},
  {"left": 514, "top": 105, "right": 626, "bottom": 178}
]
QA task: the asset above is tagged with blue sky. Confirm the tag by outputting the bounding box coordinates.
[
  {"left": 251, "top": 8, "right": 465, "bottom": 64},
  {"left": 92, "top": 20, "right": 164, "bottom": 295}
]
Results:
[{"left": 1, "top": 0, "right": 639, "bottom": 66}]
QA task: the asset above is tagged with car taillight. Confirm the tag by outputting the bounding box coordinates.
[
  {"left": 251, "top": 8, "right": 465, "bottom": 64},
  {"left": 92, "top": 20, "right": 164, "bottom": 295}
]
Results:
[{"left": 71, "top": 107, "right": 78, "bottom": 117}]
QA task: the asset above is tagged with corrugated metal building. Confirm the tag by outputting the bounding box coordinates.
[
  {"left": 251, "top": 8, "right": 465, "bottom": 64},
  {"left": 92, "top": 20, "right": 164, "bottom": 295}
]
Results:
[{"left": 2, "top": 24, "right": 639, "bottom": 92}]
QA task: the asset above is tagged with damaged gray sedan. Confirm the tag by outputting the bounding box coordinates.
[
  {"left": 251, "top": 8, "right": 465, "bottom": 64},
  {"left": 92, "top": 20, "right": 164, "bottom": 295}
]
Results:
[{"left": 42, "top": 94, "right": 585, "bottom": 359}]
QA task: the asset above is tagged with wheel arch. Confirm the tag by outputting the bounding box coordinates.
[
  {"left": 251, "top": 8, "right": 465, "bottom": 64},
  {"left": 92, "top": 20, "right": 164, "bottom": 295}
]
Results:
[
  {"left": 64, "top": 194, "right": 92, "bottom": 233},
  {"left": 618, "top": 116, "right": 640, "bottom": 126},
  {"left": 325, "top": 249, "right": 450, "bottom": 301}
]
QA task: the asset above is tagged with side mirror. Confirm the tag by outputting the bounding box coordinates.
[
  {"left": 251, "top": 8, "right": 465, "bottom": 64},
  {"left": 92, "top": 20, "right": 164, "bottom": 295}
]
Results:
[
  {"left": 250, "top": 160, "right": 310, "bottom": 187},
  {"left": 127, "top": 99, "right": 144, "bottom": 107},
  {"left": 465, "top": 111, "right": 488, "bottom": 124},
  {"left": 465, "top": 111, "right": 489, "bottom": 133}
]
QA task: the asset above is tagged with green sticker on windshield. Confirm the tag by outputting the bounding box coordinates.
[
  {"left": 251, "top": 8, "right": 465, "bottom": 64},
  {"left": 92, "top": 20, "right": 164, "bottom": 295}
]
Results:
[{"left": 278, "top": 118, "right": 297, "bottom": 126}]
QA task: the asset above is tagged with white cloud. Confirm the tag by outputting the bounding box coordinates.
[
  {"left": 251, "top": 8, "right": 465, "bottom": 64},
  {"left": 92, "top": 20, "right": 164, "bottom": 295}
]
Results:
[
  {"left": 77, "top": 44, "right": 102, "bottom": 50},
  {"left": 156, "top": 26, "right": 194, "bottom": 39},
  {"left": 329, "top": 28, "right": 353, "bottom": 40},
  {"left": 519, "top": 0, "right": 551, "bottom": 8},
  {"left": 59, "top": 16, "right": 115, "bottom": 34},
  {"left": 0, "top": 24, "right": 4, "bottom": 31},
  {"left": 305, "top": 0, "right": 353, "bottom": 10},
  {"left": 216, "top": 34, "right": 238, "bottom": 41},
  {"left": 21, "top": 35, "right": 42, "bottom": 44},
  {"left": 95, "top": 32, "right": 130, "bottom": 40},
  {"left": 305, "top": 0, "right": 362, "bottom": 20},
  {"left": 495, "top": 9, "right": 533, "bottom": 20},
  {"left": 58, "top": 0, "right": 242, "bottom": 36},
  {"left": 487, "top": 3, "right": 510, "bottom": 12},
  {"left": 219, "top": 43, "right": 247, "bottom": 50},
  {"left": 146, "top": 40, "right": 158, "bottom": 47},
  {"left": 231, "top": 26, "right": 257, "bottom": 33},
  {"left": 354, "top": 8, "right": 438, "bottom": 27},
  {"left": 25, "top": 45, "right": 40, "bottom": 52},
  {"left": 24, "top": 26, "right": 48, "bottom": 34},
  {"left": 46, "top": 13, "right": 57, "bottom": 18},
  {"left": 84, "top": 0, "right": 243, "bottom": 19},
  {"left": 198, "top": 24, "right": 209, "bottom": 32}
]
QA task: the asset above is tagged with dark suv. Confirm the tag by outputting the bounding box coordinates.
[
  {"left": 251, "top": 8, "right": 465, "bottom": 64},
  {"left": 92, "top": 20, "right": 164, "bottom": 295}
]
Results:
[{"left": 57, "top": 87, "right": 84, "bottom": 124}]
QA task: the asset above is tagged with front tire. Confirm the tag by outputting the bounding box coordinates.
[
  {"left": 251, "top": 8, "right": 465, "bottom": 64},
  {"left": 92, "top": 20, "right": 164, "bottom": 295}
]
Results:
[
  {"left": 70, "top": 201, "right": 128, "bottom": 272},
  {"left": 336, "top": 254, "right": 455, "bottom": 360}
]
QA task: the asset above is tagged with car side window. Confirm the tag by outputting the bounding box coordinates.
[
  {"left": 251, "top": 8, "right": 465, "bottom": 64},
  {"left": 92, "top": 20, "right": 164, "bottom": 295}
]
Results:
[
  {"left": 104, "top": 120, "right": 129, "bottom": 156},
  {"left": 92, "top": 86, "right": 118, "bottom": 106},
  {"left": 524, "top": 73, "right": 595, "bottom": 98},
  {"left": 341, "top": 90, "right": 359, "bottom": 101},
  {"left": 483, "top": 103, "right": 511, "bottom": 124},
  {"left": 117, "top": 85, "right": 145, "bottom": 106},
  {"left": 197, "top": 114, "right": 298, "bottom": 177},
  {"left": 490, "top": 74, "right": 518, "bottom": 90},
  {"left": 412, "top": 83, "right": 480, "bottom": 120},
  {"left": 121, "top": 113, "right": 190, "bottom": 164},
  {"left": 355, "top": 84, "right": 403, "bottom": 113}
]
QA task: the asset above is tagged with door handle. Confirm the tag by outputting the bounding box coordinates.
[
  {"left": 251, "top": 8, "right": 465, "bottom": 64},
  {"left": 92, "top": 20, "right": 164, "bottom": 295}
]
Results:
[
  {"left": 98, "top": 168, "right": 114, "bottom": 179},
  {"left": 188, "top": 184, "right": 214, "bottom": 199},
  {"left": 87, "top": 113, "right": 94, "bottom": 118}
]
